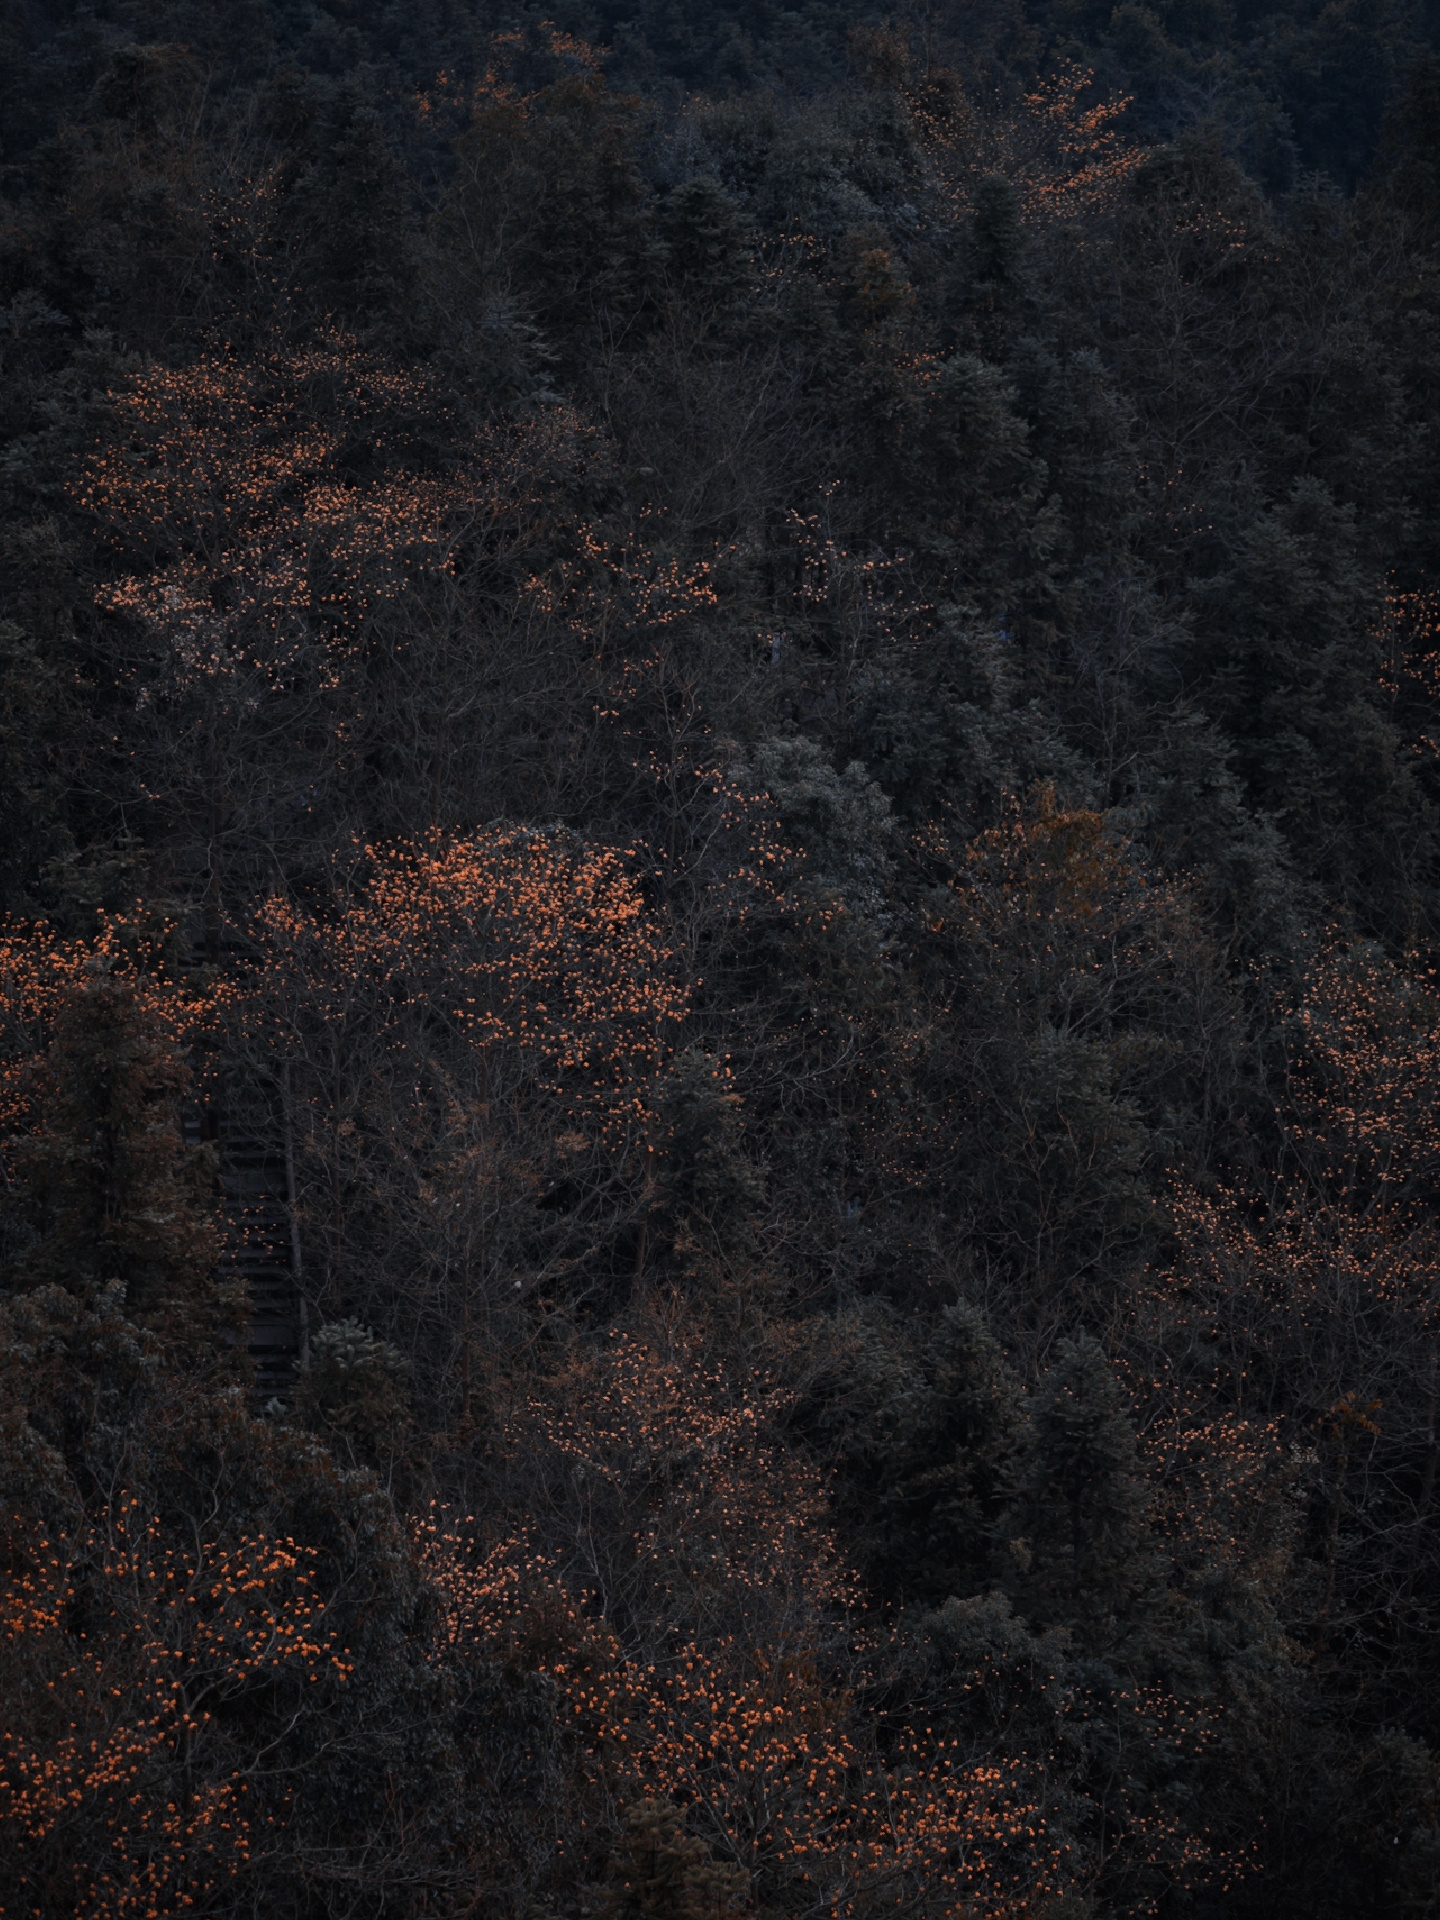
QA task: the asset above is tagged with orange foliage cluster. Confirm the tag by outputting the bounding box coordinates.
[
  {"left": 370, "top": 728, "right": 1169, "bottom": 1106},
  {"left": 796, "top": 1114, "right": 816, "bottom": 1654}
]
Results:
[
  {"left": 1142, "top": 1407, "right": 1288, "bottom": 1563},
  {"left": 1148, "top": 943, "right": 1440, "bottom": 1513},
  {"left": 71, "top": 342, "right": 465, "bottom": 696},
  {"left": 1015, "top": 65, "right": 1145, "bottom": 219},
  {"left": 499, "top": 1330, "right": 849, "bottom": 1619},
  {"left": 416, "top": 21, "right": 603, "bottom": 123},
  {"left": 523, "top": 519, "right": 725, "bottom": 656},
  {"left": 779, "top": 507, "right": 915, "bottom": 630},
  {"left": 1173, "top": 942, "right": 1440, "bottom": 1318},
  {"left": 958, "top": 783, "right": 1129, "bottom": 922},
  {"left": 2, "top": 830, "right": 687, "bottom": 1155},
  {"left": 915, "top": 784, "right": 1173, "bottom": 1051},
  {"left": 245, "top": 828, "right": 689, "bottom": 1129},
  {"left": 0, "top": 919, "right": 214, "bottom": 1141},
  {"left": 0, "top": 1505, "right": 347, "bottom": 1918},
  {"left": 416, "top": 1333, "right": 1065, "bottom": 1916},
  {"left": 1282, "top": 944, "right": 1440, "bottom": 1208},
  {"left": 912, "top": 61, "right": 1142, "bottom": 229},
  {"left": 700, "top": 776, "right": 812, "bottom": 904},
  {"left": 559, "top": 1643, "right": 1050, "bottom": 1917}
]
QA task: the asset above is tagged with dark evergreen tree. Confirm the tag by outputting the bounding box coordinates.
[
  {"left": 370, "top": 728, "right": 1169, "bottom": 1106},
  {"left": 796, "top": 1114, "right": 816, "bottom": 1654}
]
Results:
[
  {"left": 1004, "top": 1333, "right": 1158, "bottom": 1642},
  {"left": 649, "top": 1048, "right": 766, "bottom": 1265},
  {"left": 660, "top": 174, "right": 753, "bottom": 306},
  {"left": 280, "top": 71, "right": 416, "bottom": 333},
  {"left": 4, "top": 966, "right": 240, "bottom": 1362},
  {"left": 869, "top": 1300, "right": 1026, "bottom": 1604},
  {"left": 601, "top": 1798, "right": 748, "bottom": 1920},
  {"left": 811, "top": 1301, "right": 1025, "bottom": 1605}
]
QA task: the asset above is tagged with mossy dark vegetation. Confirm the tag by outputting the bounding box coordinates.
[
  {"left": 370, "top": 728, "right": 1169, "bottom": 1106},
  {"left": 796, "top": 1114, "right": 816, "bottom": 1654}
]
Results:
[{"left": 4, "top": 2, "right": 1440, "bottom": 1915}]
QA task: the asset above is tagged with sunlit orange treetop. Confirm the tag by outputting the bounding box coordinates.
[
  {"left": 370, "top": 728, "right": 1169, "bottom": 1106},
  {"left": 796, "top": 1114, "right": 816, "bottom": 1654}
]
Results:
[
  {"left": 242, "top": 827, "right": 691, "bottom": 1132},
  {"left": 911, "top": 61, "right": 1143, "bottom": 229},
  {"left": 2, "top": 1503, "right": 349, "bottom": 1920},
  {"left": 73, "top": 342, "right": 464, "bottom": 664},
  {"left": 0, "top": 917, "right": 214, "bottom": 1142},
  {"left": 415, "top": 1330, "right": 1069, "bottom": 1918}
]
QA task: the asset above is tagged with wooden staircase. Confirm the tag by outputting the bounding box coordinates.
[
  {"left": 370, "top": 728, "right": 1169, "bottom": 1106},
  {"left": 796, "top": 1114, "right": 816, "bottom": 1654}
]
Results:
[
  {"left": 224, "top": 1130, "right": 304, "bottom": 1399},
  {"left": 183, "top": 924, "right": 304, "bottom": 1398},
  {"left": 186, "top": 1110, "right": 303, "bottom": 1397}
]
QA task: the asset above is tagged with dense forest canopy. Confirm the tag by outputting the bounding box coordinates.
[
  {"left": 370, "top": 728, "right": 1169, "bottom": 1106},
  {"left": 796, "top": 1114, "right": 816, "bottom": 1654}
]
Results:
[{"left": 4, "top": 1, "right": 1440, "bottom": 1915}]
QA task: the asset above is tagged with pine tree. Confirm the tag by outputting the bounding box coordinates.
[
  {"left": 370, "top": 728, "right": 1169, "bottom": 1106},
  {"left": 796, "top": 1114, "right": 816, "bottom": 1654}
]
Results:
[
  {"left": 282, "top": 73, "right": 414, "bottom": 332},
  {"left": 296, "top": 1316, "right": 412, "bottom": 1481},
  {"left": 1005, "top": 1333, "right": 1156, "bottom": 1640},
  {"left": 660, "top": 174, "right": 753, "bottom": 306},
  {"left": 821, "top": 1301, "right": 1024, "bottom": 1606},
  {"left": 8, "top": 964, "right": 239, "bottom": 1362},
  {"left": 602, "top": 1799, "right": 748, "bottom": 1920},
  {"left": 650, "top": 1048, "right": 766, "bottom": 1262}
]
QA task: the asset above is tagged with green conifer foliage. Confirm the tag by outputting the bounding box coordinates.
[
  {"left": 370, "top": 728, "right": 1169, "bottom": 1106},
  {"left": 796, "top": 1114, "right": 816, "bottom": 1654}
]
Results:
[
  {"left": 0, "top": 621, "right": 85, "bottom": 918},
  {"left": 296, "top": 1315, "right": 413, "bottom": 1483},
  {"left": 660, "top": 175, "right": 753, "bottom": 305},
  {"left": 1377, "top": 52, "right": 1440, "bottom": 237},
  {"left": 601, "top": 1798, "right": 749, "bottom": 1920},
  {"left": 863, "top": 1300, "right": 1026, "bottom": 1605},
  {"left": 281, "top": 73, "right": 416, "bottom": 332},
  {"left": 1192, "top": 475, "right": 1433, "bottom": 937},
  {"left": 850, "top": 347, "right": 1062, "bottom": 610},
  {"left": 733, "top": 735, "right": 894, "bottom": 906},
  {"left": 650, "top": 1049, "right": 766, "bottom": 1260},
  {"left": 966, "top": 173, "right": 1026, "bottom": 297},
  {"left": 5, "top": 965, "right": 238, "bottom": 1361},
  {"left": 436, "top": 72, "right": 655, "bottom": 359},
  {"left": 1005, "top": 1333, "right": 1156, "bottom": 1640}
]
